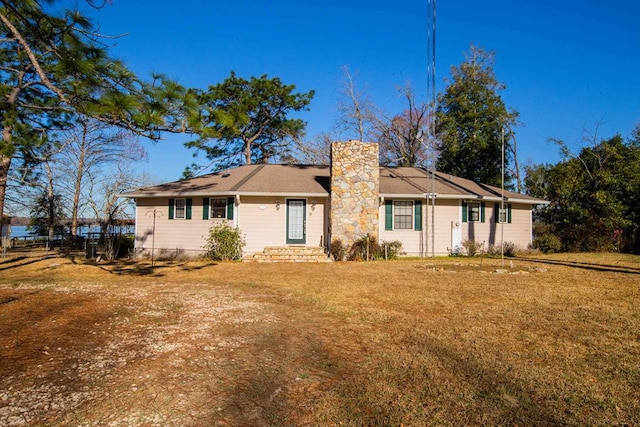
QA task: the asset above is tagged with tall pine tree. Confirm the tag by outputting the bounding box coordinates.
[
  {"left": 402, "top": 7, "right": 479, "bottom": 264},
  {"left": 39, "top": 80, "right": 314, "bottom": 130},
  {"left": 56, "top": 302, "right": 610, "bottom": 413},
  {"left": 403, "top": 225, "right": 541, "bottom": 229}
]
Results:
[
  {"left": 435, "top": 45, "right": 518, "bottom": 188},
  {"left": 0, "top": 1, "right": 190, "bottom": 221}
]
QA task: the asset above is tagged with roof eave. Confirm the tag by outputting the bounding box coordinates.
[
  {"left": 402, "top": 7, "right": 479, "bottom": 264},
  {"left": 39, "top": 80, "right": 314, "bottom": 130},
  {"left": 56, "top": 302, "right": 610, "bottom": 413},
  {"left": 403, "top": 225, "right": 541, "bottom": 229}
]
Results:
[
  {"left": 379, "top": 193, "right": 548, "bottom": 204},
  {"left": 120, "top": 191, "right": 330, "bottom": 198}
]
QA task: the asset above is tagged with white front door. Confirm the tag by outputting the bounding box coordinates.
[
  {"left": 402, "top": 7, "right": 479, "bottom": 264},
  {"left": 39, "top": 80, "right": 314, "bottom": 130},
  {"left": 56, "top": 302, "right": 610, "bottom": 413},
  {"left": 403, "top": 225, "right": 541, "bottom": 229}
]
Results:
[{"left": 286, "top": 199, "right": 306, "bottom": 244}]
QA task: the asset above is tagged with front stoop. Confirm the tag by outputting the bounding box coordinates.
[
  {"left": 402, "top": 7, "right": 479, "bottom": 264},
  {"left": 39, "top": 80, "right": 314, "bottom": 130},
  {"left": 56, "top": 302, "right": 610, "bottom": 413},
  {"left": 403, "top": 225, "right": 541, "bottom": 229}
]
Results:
[{"left": 243, "top": 246, "right": 332, "bottom": 263}]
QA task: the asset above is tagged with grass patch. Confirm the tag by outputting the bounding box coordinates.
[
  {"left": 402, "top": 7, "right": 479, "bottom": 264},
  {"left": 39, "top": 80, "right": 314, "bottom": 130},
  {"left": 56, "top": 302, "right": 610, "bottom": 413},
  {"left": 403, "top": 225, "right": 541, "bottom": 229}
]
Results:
[{"left": 0, "top": 251, "right": 638, "bottom": 425}]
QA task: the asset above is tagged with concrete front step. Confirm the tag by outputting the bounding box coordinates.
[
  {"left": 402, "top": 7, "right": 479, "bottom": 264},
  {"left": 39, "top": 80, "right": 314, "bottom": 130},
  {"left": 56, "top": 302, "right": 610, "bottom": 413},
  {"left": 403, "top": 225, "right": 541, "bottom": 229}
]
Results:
[{"left": 244, "top": 246, "right": 331, "bottom": 263}]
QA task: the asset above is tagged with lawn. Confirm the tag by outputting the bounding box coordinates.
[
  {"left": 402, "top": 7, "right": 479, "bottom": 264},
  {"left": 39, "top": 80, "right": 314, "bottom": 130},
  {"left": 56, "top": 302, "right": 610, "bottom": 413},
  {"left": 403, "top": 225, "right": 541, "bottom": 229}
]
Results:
[{"left": 0, "top": 250, "right": 638, "bottom": 426}]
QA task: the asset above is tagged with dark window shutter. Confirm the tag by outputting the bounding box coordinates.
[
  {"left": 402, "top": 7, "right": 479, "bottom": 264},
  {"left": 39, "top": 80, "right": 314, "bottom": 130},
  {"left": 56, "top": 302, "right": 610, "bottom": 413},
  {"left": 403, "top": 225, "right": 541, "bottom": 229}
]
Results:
[
  {"left": 508, "top": 203, "right": 512, "bottom": 223},
  {"left": 168, "top": 198, "right": 175, "bottom": 220},
  {"left": 414, "top": 200, "right": 422, "bottom": 231},
  {"left": 480, "top": 202, "right": 485, "bottom": 223},
  {"left": 186, "top": 198, "right": 192, "bottom": 220},
  {"left": 495, "top": 203, "right": 500, "bottom": 223},
  {"left": 462, "top": 201, "right": 468, "bottom": 223},
  {"left": 203, "top": 198, "right": 209, "bottom": 220},
  {"left": 227, "top": 197, "right": 234, "bottom": 220},
  {"left": 385, "top": 200, "right": 393, "bottom": 230}
]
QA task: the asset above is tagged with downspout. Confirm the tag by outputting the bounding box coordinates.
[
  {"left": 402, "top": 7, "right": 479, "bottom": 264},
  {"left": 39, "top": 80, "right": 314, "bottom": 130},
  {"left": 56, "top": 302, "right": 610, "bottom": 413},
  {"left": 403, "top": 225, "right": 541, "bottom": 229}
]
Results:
[{"left": 235, "top": 194, "right": 241, "bottom": 228}]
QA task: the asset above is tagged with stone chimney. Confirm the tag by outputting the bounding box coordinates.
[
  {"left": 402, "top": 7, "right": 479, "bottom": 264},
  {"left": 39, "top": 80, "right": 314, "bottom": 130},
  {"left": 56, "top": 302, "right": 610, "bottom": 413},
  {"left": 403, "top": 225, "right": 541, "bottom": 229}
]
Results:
[{"left": 330, "top": 140, "right": 380, "bottom": 249}]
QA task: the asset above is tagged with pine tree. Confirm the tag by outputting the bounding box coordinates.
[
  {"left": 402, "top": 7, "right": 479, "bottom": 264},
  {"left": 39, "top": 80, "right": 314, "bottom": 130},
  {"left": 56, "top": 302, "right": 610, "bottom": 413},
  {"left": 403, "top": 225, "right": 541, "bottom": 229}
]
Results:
[{"left": 435, "top": 45, "right": 518, "bottom": 188}]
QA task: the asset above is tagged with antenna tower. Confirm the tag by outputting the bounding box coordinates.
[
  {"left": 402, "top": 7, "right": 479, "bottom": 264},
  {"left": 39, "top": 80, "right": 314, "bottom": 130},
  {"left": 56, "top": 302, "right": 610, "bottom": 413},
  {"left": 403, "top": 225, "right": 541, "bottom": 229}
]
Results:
[{"left": 427, "top": 0, "right": 436, "bottom": 257}]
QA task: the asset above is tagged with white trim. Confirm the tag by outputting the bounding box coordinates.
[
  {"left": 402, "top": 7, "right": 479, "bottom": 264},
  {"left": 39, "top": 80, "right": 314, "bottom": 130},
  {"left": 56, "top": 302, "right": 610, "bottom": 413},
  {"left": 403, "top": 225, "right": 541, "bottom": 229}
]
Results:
[
  {"left": 285, "top": 197, "right": 307, "bottom": 245},
  {"left": 208, "top": 197, "right": 228, "bottom": 220},
  {"left": 125, "top": 191, "right": 547, "bottom": 206},
  {"left": 174, "top": 198, "right": 186, "bottom": 220},
  {"left": 393, "top": 200, "right": 414, "bottom": 230},
  {"left": 123, "top": 191, "right": 328, "bottom": 198}
]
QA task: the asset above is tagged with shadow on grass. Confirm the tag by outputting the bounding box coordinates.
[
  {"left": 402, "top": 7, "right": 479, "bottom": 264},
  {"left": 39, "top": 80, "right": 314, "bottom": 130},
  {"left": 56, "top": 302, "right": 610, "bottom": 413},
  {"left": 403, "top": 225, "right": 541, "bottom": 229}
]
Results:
[
  {"left": 517, "top": 256, "right": 640, "bottom": 275},
  {"left": 0, "top": 254, "right": 58, "bottom": 272},
  {"left": 85, "top": 259, "right": 218, "bottom": 276}
]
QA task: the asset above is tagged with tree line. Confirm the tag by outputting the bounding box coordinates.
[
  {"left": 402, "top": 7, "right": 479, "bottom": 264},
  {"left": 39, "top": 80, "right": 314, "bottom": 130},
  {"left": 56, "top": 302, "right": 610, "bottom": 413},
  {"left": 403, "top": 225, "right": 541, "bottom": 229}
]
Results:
[{"left": 2, "top": 1, "right": 638, "bottom": 253}]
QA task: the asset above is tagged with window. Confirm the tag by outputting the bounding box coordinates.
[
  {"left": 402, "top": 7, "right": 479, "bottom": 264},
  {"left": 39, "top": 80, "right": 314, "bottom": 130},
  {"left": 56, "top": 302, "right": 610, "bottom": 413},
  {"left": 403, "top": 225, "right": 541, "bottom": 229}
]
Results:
[
  {"left": 394, "top": 201, "right": 413, "bottom": 229},
  {"left": 385, "top": 200, "right": 421, "bottom": 231},
  {"left": 203, "top": 197, "right": 234, "bottom": 220},
  {"left": 495, "top": 203, "right": 512, "bottom": 224},
  {"left": 210, "top": 198, "right": 227, "bottom": 219},
  {"left": 169, "top": 198, "right": 192, "bottom": 220},
  {"left": 174, "top": 198, "right": 186, "bottom": 219},
  {"left": 498, "top": 207, "right": 507, "bottom": 223},
  {"left": 468, "top": 202, "right": 480, "bottom": 222},
  {"left": 462, "top": 201, "right": 485, "bottom": 223}
]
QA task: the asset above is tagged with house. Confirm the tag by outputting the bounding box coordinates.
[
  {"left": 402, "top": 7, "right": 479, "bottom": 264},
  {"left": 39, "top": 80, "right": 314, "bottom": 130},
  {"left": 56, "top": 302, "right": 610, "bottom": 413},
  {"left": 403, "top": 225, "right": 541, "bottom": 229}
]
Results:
[{"left": 122, "top": 140, "right": 547, "bottom": 260}]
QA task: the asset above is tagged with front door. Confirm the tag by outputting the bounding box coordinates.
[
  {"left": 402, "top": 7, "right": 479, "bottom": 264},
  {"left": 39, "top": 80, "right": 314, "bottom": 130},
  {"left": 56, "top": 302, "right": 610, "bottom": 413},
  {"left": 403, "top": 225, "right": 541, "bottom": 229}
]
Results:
[{"left": 286, "top": 199, "right": 306, "bottom": 244}]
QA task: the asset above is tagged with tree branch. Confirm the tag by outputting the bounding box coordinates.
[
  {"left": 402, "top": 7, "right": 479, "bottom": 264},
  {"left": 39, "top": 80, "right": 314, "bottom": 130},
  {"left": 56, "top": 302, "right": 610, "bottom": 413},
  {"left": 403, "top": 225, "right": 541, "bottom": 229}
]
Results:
[{"left": 0, "top": 9, "right": 67, "bottom": 103}]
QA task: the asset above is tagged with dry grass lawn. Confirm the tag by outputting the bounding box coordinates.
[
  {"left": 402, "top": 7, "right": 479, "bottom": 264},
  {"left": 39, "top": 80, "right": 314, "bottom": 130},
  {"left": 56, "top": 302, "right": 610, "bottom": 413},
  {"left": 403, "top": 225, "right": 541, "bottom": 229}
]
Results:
[{"left": 0, "top": 250, "right": 638, "bottom": 426}]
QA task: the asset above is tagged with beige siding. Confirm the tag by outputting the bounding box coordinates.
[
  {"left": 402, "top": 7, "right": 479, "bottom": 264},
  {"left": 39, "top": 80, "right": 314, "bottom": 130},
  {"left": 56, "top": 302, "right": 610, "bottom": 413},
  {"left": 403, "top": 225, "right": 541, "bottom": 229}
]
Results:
[
  {"left": 135, "top": 197, "right": 218, "bottom": 258},
  {"left": 134, "top": 196, "right": 328, "bottom": 258},
  {"left": 433, "top": 199, "right": 463, "bottom": 255},
  {"left": 134, "top": 196, "right": 531, "bottom": 259},
  {"left": 236, "top": 196, "right": 327, "bottom": 254},
  {"left": 379, "top": 201, "right": 421, "bottom": 256},
  {"left": 502, "top": 203, "right": 534, "bottom": 247},
  {"left": 378, "top": 199, "right": 533, "bottom": 256},
  {"left": 379, "top": 199, "right": 464, "bottom": 256},
  {"left": 460, "top": 202, "right": 533, "bottom": 250}
]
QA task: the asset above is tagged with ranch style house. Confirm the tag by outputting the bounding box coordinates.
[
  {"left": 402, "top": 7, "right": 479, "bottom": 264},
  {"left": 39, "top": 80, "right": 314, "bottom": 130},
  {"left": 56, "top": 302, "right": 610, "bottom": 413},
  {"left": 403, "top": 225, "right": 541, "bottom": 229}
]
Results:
[{"left": 122, "top": 140, "right": 547, "bottom": 261}]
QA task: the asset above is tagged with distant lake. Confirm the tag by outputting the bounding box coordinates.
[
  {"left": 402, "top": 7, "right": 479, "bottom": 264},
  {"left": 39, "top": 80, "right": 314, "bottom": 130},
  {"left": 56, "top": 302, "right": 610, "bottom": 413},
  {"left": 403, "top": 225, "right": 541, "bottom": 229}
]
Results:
[
  {"left": 8, "top": 225, "right": 134, "bottom": 238},
  {"left": 10, "top": 225, "right": 30, "bottom": 238}
]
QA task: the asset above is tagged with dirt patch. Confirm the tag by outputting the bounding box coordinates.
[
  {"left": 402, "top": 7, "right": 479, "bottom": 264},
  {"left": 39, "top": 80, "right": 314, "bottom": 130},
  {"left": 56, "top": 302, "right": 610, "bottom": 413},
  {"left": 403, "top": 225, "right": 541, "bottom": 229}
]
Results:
[{"left": 0, "top": 271, "right": 367, "bottom": 426}]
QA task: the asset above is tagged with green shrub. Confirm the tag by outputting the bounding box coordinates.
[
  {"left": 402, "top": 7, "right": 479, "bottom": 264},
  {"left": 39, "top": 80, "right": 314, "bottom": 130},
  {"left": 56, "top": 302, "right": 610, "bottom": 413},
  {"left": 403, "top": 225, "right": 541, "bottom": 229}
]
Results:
[
  {"left": 330, "top": 238, "right": 347, "bottom": 261},
  {"left": 532, "top": 233, "right": 562, "bottom": 254},
  {"left": 204, "top": 222, "right": 245, "bottom": 261}
]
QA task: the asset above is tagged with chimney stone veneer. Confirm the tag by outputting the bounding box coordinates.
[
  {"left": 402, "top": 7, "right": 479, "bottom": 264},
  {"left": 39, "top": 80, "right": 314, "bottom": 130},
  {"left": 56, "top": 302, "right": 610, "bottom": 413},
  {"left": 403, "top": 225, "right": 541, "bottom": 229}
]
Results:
[{"left": 330, "top": 140, "right": 380, "bottom": 248}]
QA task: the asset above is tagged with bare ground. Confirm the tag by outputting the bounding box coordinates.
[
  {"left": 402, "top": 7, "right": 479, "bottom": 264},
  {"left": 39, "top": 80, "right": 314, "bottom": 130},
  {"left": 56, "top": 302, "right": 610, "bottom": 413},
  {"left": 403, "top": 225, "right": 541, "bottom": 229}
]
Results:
[{"left": 0, "top": 259, "right": 361, "bottom": 426}]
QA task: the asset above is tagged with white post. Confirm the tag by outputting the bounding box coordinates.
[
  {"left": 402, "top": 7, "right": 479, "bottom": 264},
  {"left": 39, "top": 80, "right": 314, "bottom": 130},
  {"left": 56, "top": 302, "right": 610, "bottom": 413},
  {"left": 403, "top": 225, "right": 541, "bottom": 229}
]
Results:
[{"left": 501, "top": 127, "right": 505, "bottom": 268}]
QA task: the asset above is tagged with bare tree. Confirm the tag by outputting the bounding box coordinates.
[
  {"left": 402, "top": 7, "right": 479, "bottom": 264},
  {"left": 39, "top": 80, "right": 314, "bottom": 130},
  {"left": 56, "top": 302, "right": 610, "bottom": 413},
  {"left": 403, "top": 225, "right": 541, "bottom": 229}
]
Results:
[
  {"left": 335, "top": 66, "right": 376, "bottom": 142},
  {"left": 296, "top": 67, "right": 431, "bottom": 167},
  {"left": 56, "top": 118, "right": 145, "bottom": 236},
  {"left": 373, "top": 84, "right": 431, "bottom": 167},
  {"left": 295, "top": 133, "right": 332, "bottom": 165},
  {"left": 86, "top": 164, "right": 149, "bottom": 237}
]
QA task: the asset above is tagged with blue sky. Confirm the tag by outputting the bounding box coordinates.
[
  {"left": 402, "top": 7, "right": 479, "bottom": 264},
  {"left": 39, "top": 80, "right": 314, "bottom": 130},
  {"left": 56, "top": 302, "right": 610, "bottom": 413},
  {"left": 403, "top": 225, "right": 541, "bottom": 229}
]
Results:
[{"left": 71, "top": 0, "right": 640, "bottom": 183}]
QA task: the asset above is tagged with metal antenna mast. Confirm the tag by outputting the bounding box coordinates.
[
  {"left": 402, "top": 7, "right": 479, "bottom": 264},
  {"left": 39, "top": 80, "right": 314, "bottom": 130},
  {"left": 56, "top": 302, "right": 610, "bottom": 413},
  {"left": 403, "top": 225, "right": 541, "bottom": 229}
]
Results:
[{"left": 427, "top": 0, "right": 436, "bottom": 257}]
